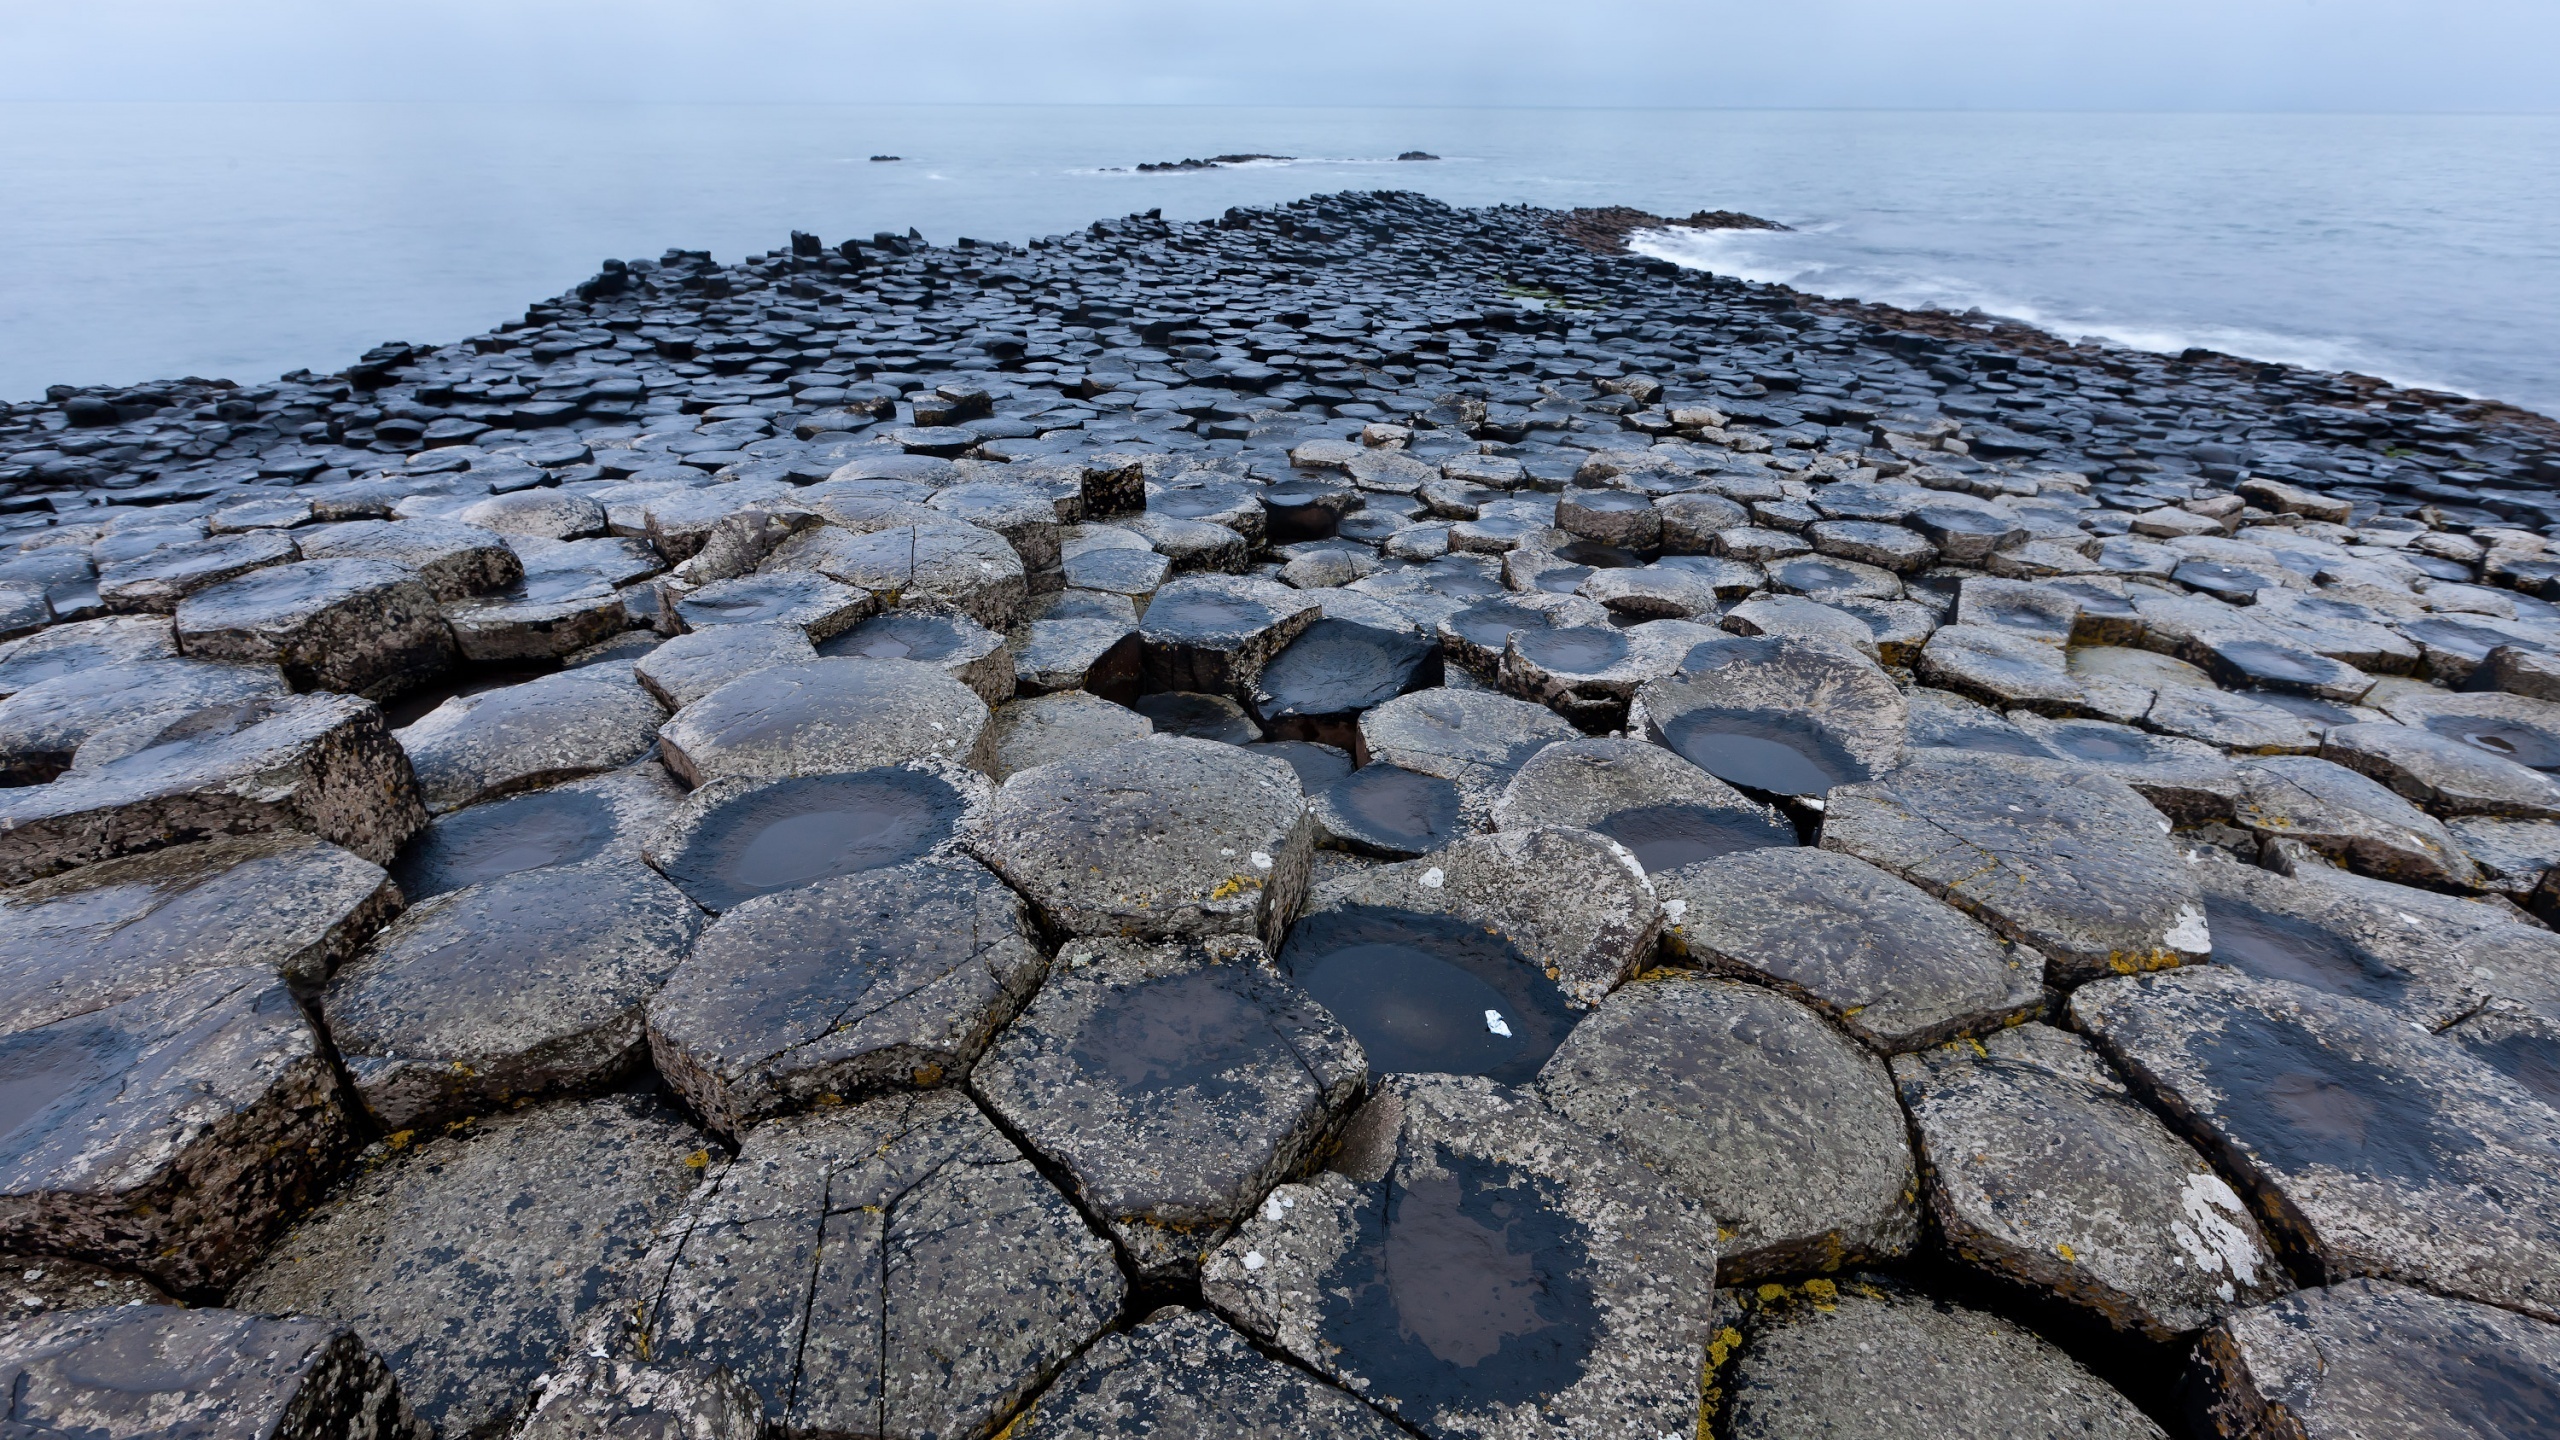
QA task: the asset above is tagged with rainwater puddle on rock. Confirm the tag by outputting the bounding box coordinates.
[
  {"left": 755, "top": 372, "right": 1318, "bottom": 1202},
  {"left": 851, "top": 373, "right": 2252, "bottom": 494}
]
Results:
[
  {"left": 2208, "top": 640, "right": 2329, "bottom": 688},
  {"left": 1658, "top": 709, "right": 1863, "bottom": 797},
  {"left": 1511, "top": 627, "right": 1627, "bottom": 675},
  {"left": 2044, "top": 726, "right": 2166, "bottom": 766},
  {"left": 1069, "top": 968, "right": 1284, "bottom": 1102},
  {"left": 1279, "top": 907, "right": 1576, "bottom": 1083},
  {"left": 1322, "top": 766, "right": 1463, "bottom": 856},
  {"left": 1321, "top": 1148, "right": 1599, "bottom": 1417},
  {"left": 392, "top": 788, "right": 618, "bottom": 899},
  {"left": 2191, "top": 1007, "right": 2471, "bottom": 1186},
  {"left": 1593, "top": 802, "right": 1794, "bottom": 871},
  {"left": 2423, "top": 715, "right": 2560, "bottom": 772},
  {"left": 1552, "top": 541, "right": 1642, "bottom": 570},
  {"left": 1531, "top": 565, "right": 1594, "bottom": 596},
  {"left": 2203, "top": 899, "right": 2409, "bottom": 1008},
  {"left": 1250, "top": 740, "right": 1355, "bottom": 794},
  {"left": 1447, "top": 601, "right": 1543, "bottom": 652},
  {"left": 1769, "top": 559, "right": 1869, "bottom": 593},
  {"left": 818, "top": 612, "right": 967, "bottom": 663},
  {"left": 383, "top": 666, "right": 552, "bottom": 729},
  {"left": 2324, "top": 1283, "right": 2560, "bottom": 1431},
  {"left": 654, "top": 769, "right": 962, "bottom": 911}
]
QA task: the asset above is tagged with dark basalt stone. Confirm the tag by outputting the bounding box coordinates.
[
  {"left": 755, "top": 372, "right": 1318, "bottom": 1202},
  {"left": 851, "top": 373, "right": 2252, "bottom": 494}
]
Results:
[
  {"left": 1310, "top": 762, "right": 1466, "bottom": 859},
  {"left": 1247, "top": 738, "right": 1355, "bottom": 793},
  {"left": 1012, "top": 1308, "right": 1408, "bottom": 1440},
  {"left": 0, "top": 1305, "right": 425, "bottom": 1440},
  {"left": 1133, "top": 688, "right": 1264, "bottom": 743},
  {"left": 1278, "top": 905, "right": 1579, "bottom": 1082},
  {"left": 645, "top": 765, "right": 975, "bottom": 912},
  {"left": 2198, "top": 1277, "right": 2560, "bottom": 1440},
  {"left": 1251, "top": 618, "right": 1442, "bottom": 748},
  {"left": 389, "top": 763, "right": 682, "bottom": 900}
]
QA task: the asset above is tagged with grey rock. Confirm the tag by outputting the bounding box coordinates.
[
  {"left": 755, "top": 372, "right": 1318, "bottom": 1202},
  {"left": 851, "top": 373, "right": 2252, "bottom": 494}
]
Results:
[
  {"left": 671, "top": 570, "right": 874, "bottom": 641},
  {"left": 764, "top": 518, "right": 1028, "bottom": 629},
  {"left": 1632, "top": 635, "right": 1908, "bottom": 799},
  {"left": 1138, "top": 574, "right": 1321, "bottom": 697},
  {"left": 634, "top": 619, "right": 816, "bottom": 709},
  {"left": 2230, "top": 754, "right": 2482, "bottom": 887},
  {"left": 0, "top": 656, "right": 290, "bottom": 784},
  {"left": 822, "top": 606, "right": 1015, "bottom": 708},
  {"left": 0, "top": 1254, "right": 172, "bottom": 1314},
  {"left": 1011, "top": 1307, "right": 1407, "bottom": 1440},
  {"left": 1953, "top": 575, "right": 2080, "bottom": 642},
  {"left": 456, "top": 488, "right": 608, "bottom": 540},
  {"left": 398, "top": 670, "right": 666, "bottom": 812},
  {"left": 1719, "top": 592, "right": 1882, "bottom": 661},
  {"left": 986, "top": 691, "right": 1152, "bottom": 780},
  {"left": 1497, "top": 619, "right": 1719, "bottom": 731},
  {"left": 391, "top": 761, "right": 683, "bottom": 900},
  {"left": 1537, "top": 975, "right": 1918, "bottom": 1282},
  {"left": 2445, "top": 995, "right": 2560, "bottom": 1106},
  {"left": 2195, "top": 1277, "right": 2560, "bottom": 1440},
  {"left": 1490, "top": 736, "right": 1792, "bottom": 873},
  {"left": 295, "top": 518, "right": 523, "bottom": 600},
  {"left": 1136, "top": 690, "right": 1264, "bottom": 744},
  {"left": 1307, "top": 763, "right": 1469, "bottom": 859},
  {"left": 0, "top": 1305, "right": 424, "bottom": 1440},
  {"left": 444, "top": 579, "right": 633, "bottom": 665},
  {"left": 514, "top": 1357, "right": 765, "bottom": 1440},
  {"left": 642, "top": 760, "right": 990, "bottom": 912},
  {"left": 2015, "top": 715, "right": 2244, "bottom": 823},
  {"left": 2146, "top": 682, "right": 2322, "bottom": 754},
  {"left": 1356, "top": 684, "right": 1581, "bottom": 819},
  {"left": 1435, "top": 593, "right": 1612, "bottom": 678},
  {"left": 2195, "top": 856, "right": 2489, "bottom": 1028},
  {"left": 656, "top": 657, "right": 992, "bottom": 787},
  {"left": 0, "top": 615, "right": 177, "bottom": 699},
  {"left": 1917, "top": 623, "right": 2088, "bottom": 716},
  {"left": 2322, "top": 720, "right": 2560, "bottom": 819},
  {"left": 97, "top": 530, "right": 300, "bottom": 612}
]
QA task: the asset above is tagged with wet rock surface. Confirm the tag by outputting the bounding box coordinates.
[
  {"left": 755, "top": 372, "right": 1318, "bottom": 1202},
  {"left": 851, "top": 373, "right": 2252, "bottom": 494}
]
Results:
[
  {"left": 0, "top": 1304, "right": 425, "bottom": 1440},
  {"left": 655, "top": 655, "right": 991, "bottom": 786},
  {"left": 397, "top": 667, "right": 664, "bottom": 813},
  {"left": 2195, "top": 1277, "right": 2560, "bottom": 1440},
  {"left": 1012, "top": 1307, "right": 1408, "bottom": 1440},
  {"left": 389, "top": 759, "right": 680, "bottom": 899}
]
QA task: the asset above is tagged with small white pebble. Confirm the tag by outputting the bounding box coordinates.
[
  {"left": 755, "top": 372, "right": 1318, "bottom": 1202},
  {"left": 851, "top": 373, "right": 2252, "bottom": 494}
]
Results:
[
  {"left": 2157, "top": 820, "right": 2171, "bottom": 834},
  {"left": 1663, "top": 898, "right": 1687, "bottom": 921},
  {"left": 1243, "top": 1250, "right": 1267, "bottom": 1271},
  {"left": 1485, "top": 1009, "right": 1512, "bottom": 1038},
  {"left": 1220, "top": 847, "right": 1235, "bottom": 858},
  {"left": 1250, "top": 851, "right": 1272, "bottom": 870},
  {"left": 1264, "top": 1195, "right": 1286, "bottom": 1221},
  {"left": 1420, "top": 866, "right": 1445, "bottom": 888}
]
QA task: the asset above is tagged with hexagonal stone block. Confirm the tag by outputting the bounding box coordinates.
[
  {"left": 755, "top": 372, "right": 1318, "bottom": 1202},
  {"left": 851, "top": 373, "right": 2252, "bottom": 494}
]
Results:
[
  {"left": 1654, "top": 846, "right": 2045, "bottom": 1052},
  {"left": 0, "top": 966, "right": 352, "bottom": 1294},
  {"left": 1250, "top": 618, "right": 1441, "bottom": 749},
  {"left": 174, "top": 557, "right": 458, "bottom": 700},
  {"left": 2072, "top": 965, "right": 2560, "bottom": 1320},
  {"left": 0, "top": 1306, "right": 424, "bottom": 1440},
  {"left": 656, "top": 657, "right": 992, "bottom": 787},
  {"left": 1308, "top": 762, "right": 1468, "bottom": 859},
  {"left": 443, "top": 580, "right": 631, "bottom": 664},
  {"left": 1721, "top": 592, "right": 1881, "bottom": 661},
  {"left": 457, "top": 488, "right": 607, "bottom": 540},
  {"left": 1893, "top": 1023, "right": 2288, "bottom": 1338},
  {"left": 1201, "top": 1074, "right": 1722, "bottom": 1440},
  {"left": 820, "top": 606, "right": 1015, "bottom": 707},
  {"left": 1917, "top": 623, "right": 2087, "bottom": 716},
  {"left": 324, "top": 864, "right": 703, "bottom": 1129},
  {"left": 2195, "top": 1278, "right": 2560, "bottom": 1440},
  {"left": 1356, "top": 686, "right": 1578, "bottom": 821},
  {"left": 0, "top": 656, "right": 289, "bottom": 784},
  {"left": 975, "top": 936, "right": 1365, "bottom": 1279},
  {"left": 1014, "top": 1307, "right": 1406, "bottom": 1440},
  {"left": 1538, "top": 975, "right": 1918, "bottom": 1283},
  {"left": 1632, "top": 635, "right": 1908, "bottom": 799},
  {"left": 294, "top": 517, "right": 522, "bottom": 600},
  {"left": 0, "top": 614, "right": 178, "bottom": 699},
  {"left": 1717, "top": 1278, "right": 2165, "bottom": 1440},
  {"left": 764, "top": 518, "right": 1028, "bottom": 629},
  {"left": 1492, "top": 736, "right": 1792, "bottom": 872},
  {"left": 1498, "top": 619, "right": 1721, "bottom": 731},
  {"left": 643, "top": 761, "right": 988, "bottom": 913},
  {"left": 1138, "top": 574, "right": 1322, "bottom": 697},
  {"left": 389, "top": 761, "right": 682, "bottom": 900},
  {"left": 2231, "top": 755, "right": 2481, "bottom": 887},
  {"left": 672, "top": 570, "right": 874, "bottom": 642},
  {"left": 230, "top": 1094, "right": 713, "bottom": 1438},
  {"left": 1136, "top": 690, "right": 1263, "bottom": 743},
  {"left": 2015, "top": 714, "right": 2242, "bottom": 823},
  {"left": 0, "top": 692, "right": 428, "bottom": 886},
  {"left": 2195, "top": 856, "right": 2486, "bottom": 1028},
  {"left": 0, "top": 831, "right": 397, "bottom": 1036},
  {"left": 621, "top": 1092, "right": 1125, "bottom": 1439},
  {"left": 963, "top": 735, "right": 1314, "bottom": 944},
  {"left": 97, "top": 530, "right": 299, "bottom": 612},
  {"left": 648, "top": 856, "right": 1042, "bottom": 1136},
  {"left": 633, "top": 618, "right": 816, "bottom": 709},
  {"left": 1823, "top": 749, "right": 2210, "bottom": 985},
  {"left": 398, "top": 670, "right": 666, "bottom": 812},
  {"left": 985, "top": 691, "right": 1152, "bottom": 780},
  {"left": 2323, "top": 720, "right": 2560, "bottom": 819}
]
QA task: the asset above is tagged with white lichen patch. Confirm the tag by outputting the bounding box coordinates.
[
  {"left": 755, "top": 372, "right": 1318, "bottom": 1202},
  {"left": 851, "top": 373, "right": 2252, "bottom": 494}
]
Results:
[
  {"left": 2162, "top": 903, "right": 2212, "bottom": 956},
  {"left": 1419, "top": 866, "right": 1445, "bottom": 888},
  {"left": 2169, "top": 1170, "right": 2264, "bottom": 1291}
]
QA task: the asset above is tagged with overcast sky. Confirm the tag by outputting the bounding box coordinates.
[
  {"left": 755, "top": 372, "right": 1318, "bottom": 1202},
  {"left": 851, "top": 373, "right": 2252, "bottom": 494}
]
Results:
[{"left": 2, "top": 0, "right": 2554, "bottom": 110}]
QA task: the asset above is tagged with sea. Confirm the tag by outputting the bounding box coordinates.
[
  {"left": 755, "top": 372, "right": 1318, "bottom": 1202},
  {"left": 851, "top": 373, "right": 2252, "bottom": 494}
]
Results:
[{"left": 3, "top": 103, "right": 2554, "bottom": 415}]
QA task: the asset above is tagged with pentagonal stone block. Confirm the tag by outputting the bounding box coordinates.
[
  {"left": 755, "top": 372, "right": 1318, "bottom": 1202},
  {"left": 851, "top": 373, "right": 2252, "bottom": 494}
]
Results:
[
  {"left": 0, "top": 1306, "right": 425, "bottom": 1440},
  {"left": 0, "top": 656, "right": 289, "bottom": 784},
  {"left": 1014, "top": 1307, "right": 1406, "bottom": 1440},
  {"left": 1894, "top": 1023, "right": 2288, "bottom": 1338},
  {"left": 1138, "top": 574, "right": 1321, "bottom": 697},
  {"left": 621, "top": 1092, "right": 1125, "bottom": 1439},
  {"left": 975, "top": 936, "right": 1365, "bottom": 1279},
  {"left": 648, "top": 856, "right": 1043, "bottom": 1137},
  {"left": 2231, "top": 755, "right": 2480, "bottom": 887},
  {"left": 1823, "top": 749, "right": 2210, "bottom": 984},
  {"left": 175, "top": 558, "right": 458, "bottom": 699},
  {"left": 1538, "top": 975, "right": 1917, "bottom": 1282},
  {"left": 1917, "top": 624, "right": 2087, "bottom": 716},
  {"left": 0, "top": 692, "right": 428, "bottom": 885},
  {"left": 443, "top": 581, "right": 631, "bottom": 664},
  {"left": 230, "top": 1094, "right": 713, "bottom": 1438},
  {"left": 2195, "top": 1277, "right": 2560, "bottom": 1440},
  {"left": 2072, "top": 965, "right": 2560, "bottom": 1320},
  {"left": 644, "top": 761, "right": 989, "bottom": 913},
  {"left": 820, "top": 605, "right": 1015, "bottom": 707},
  {"left": 656, "top": 657, "right": 992, "bottom": 787},
  {"left": 1202, "top": 1074, "right": 1721, "bottom": 1440},
  {"left": 986, "top": 691, "right": 1152, "bottom": 780},
  {"left": 324, "top": 864, "right": 703, "bottom": 1129},
  {"left": 0, "top": 831, "right": 398, "bottom": 1035},
  {"left": 1631, "top": 635, "right": 1908, "bottom": 799},
  {"left": 963, "top": 734, "right": 1314, "bottom": 944},
  {"left": 1491, "top": 736, "right": 1792, "bottom": 873},
  {"left": 294, "top": 517, "right": 522, "bottom": 600},
  {"left": 398, "top": 670, "right": 666, "bottom": 812},
  {"left": 389, "top": 761, "right": 682, "bottom": 900},
  {"left": 0, "top": 966, "right": 352, "bottom": 1293},
  {"left": 1653, "top": 846, "right": 2044, "bottom": 1052}
]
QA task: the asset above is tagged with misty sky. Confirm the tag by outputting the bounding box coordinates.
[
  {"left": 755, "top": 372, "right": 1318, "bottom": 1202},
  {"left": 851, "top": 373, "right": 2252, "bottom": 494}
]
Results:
[{"left": 3, "top": 0, "right": 2555, "bottom": 111}]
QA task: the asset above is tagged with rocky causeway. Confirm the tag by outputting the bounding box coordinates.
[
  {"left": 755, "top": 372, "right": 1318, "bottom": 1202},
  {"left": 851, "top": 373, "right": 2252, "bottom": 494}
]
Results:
[{"left": 3, "top": 190, "right": 2560, "bottom": 1438}]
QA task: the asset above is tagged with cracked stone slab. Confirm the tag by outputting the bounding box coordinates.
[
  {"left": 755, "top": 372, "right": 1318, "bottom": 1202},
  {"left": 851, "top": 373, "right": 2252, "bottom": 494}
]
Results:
[
  {"left": 97, "top": 529, "right": 300, "bottom": 612},
  {"left": 2445, "top": 996, "right": 2560, "bottom": 1107},
  {"left": 0, "top": 1304, "right": 425, "bottom": 1440},
  {"left": 648, "top": 856, "right": 1044, "bottom": 1137},
  {"left": 962, "top": 734, "right": 1314, "bottom": 945},
  {"left": 974, "top": 935, "right": 1364, "bottom": 1280},
  {"left": 1490, "top": 736, "right": 1792, "bottom": 873},
  {"left": 0, "top": 831, "right": 398, "bottom": 1036},
  {"left": 2196, "top": 1276, "right": 2560, "bottom": 1440},
  {"left": 2145, "top": 682, "right": 2323, "bottom": 754},
  {"left": 1653, "top": 845, "right": 2046, "bottom": 1051},
  {"left": 0, "top": 965, "right": 352, "bottom": 1294},
  {"left": 2014, "top": 714, "right": 2243, "bottom": 824},
  {"left": 2071, "top": 965, "right": 2560, "bottom": 1320},
  {"left": 324, "top": 863, "right": 703, "bottom": 1129},
  {"left": 1536, "top": 975, "right": 1918, "bottom": 1283},
  {"left": 1355, "top": 686, "right": 1578, "bottom": 823},
  {"left": 1010, "top": 1306, "right": 1406, "bottom": 1440},
  {"left": 1717, "top": 1277, "right": 2166, "bottom": 1440},
  {"left": 656, "top": 656, "right": 993, "bottom": 787},
  {"left": 622, "top": 1091, "right": 1126, "bottom": 1440},
  {"left": 398, "top": 670, "right": 666, "bottom": 812},
  {"left": 2195, "top": 856, "right": 2488, "bottom": 1028},
  {"left": 0, "top": 614, "right": 179, "bottom": 699},
  {"left": 1435, "top": 593, "right": 1612, "bottom": 678},
  {"left": 1137, "top": 573, "right": 1322, "bottom": 697},
  {"left": 175, "top": 557, "right": 458, "bottom": 700},
  {"left": 821, "top": 605, "right": 1015, "bottom": 708},
  {"left": 2230, "top": 754, "right": 2481, "bottom": 887},
  {"left": 293, "top": 517, "right": 523, "bottom": 600},
  {"left": 231, "top": 1094, "right": 713, "bottom": 1439},
  {"left": 1892, "top": 1023, "right": 2288, "bottom": 1339},
  {"left": 0, "top": 655, "right": 291, "bottom": 784},
  {"left": 514, "top": 1358, "right": 766, "bottom": 1440},
  {"left": 2321, "top": 720, "right": 2560, "bottom": 819},
  {"left": 1917, "top": 623, "right": 2088, "bottom": 716},
  {"left": 1200, "top": 1073, "right": 1722, "bottom": 1440},
  {"left": 1298, "top": 826, "right": 1661, "bottom": 1006},
  {"left": 1630, "top": 634, "right": 1908, "bottom": 799},
  {"left": 1821, "top": 748, "right": 2209, "bottom": 984},
  {"left": 633, "top": 618, "right": 818, "bottom": 709},
  {"left": 389, "top": 761, "right": 683, "bottom": 900},
  {"left": 0, "top": 692, "right": 429, "bottom": 885},
  {"left": 985, "top": 691, "right": 1152, "bottom": 780},
  {"left": 763, "top": 518, "right": 1028, "bottom": 629},
  {"left": 669, "top": 570, "right": 875, "bottom": 643}
]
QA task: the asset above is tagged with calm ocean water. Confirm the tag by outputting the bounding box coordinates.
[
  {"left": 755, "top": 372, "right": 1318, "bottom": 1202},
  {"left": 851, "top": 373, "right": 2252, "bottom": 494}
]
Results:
[{"left": 3, "top": 104, "right": 2554, "bottom": 414}]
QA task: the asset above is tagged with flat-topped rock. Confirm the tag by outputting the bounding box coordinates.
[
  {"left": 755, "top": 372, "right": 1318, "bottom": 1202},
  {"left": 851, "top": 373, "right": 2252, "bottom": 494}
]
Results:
[
  {"left": 293, "top": 517, "right": 522, "bottom": 600},
  {"left": 389, "top": 761, "right": 680, "bottom": 900},
  {"left": 0, "top": 655, "right": 290, "bottom": 784},
  {"left": 1138, "top": 573, "right": 1322, "bottom": 697},
  {"left": 819, "top": 605, "right": 1014, "bottom": 706},
  {"left": 1251, "top": 617, "right": 1439, "bottom": 748},
  {"left": 2322, "top": 719, "right": 2560, "bottom": 819},
  {"left": 324, "top": 863, "right": 702, "bottom": 1128},
  {"left": 2196, "top": 1278, "right": 2560, "bottom": 1440},
  {"left": 962, "top": 734, "right": 1313, "bottom": 943},
  {"left": 1435, "top": 592, "right": 1612, "bottom": 677},
  {"left": 986, "top": 690, "right": 1152, "bottom": 779},
  {"left": 1893, "top": 1023, "right": 2287, "bottom": 1338},
  {"left": 97, "top": 529, "right": 299, "bottom": 612},
  {"left": 633, "top": 617, "right": 816, "bottom": 709},
  {"left": 175, "top": 557, "right": 457, "bottom": 699},
  {"left": 398, "top": 669, "right": 665, "bottom": 812},
  {"left": 1632, "top": 635, "right": 1908, "bottom": 799},
  {"left": 1492, "top": 735, "right": 1793, "bottom": 872},
  {"left": 1201, "top": 1073, "right": 1722, "bottom": 1440},
  {"left": 643, "top": 761, "right": 987, "bottom": 912},
  {"left": 647, "top": 855, "right": 1041, "bottom": 1136},
  {"left": 1654, "top": 845, "right": 2045, "bottom": 1050},
  {"left": 2195, "top": 856, "right": 2486, "bottom": 1028},
  {"left": 231, "top": 1094, "right": 712, "bottom": 1438},
  {"left": 1498, "top": 618, "right": 1720, "bottom": 731},
  {"left": 671, "top": 569, "right": 874, "bottom": 641},
  {"left": 1307, "top": 761, "right": 1467, "bottom": 859},
  {"left": 1823, "top": 748, "right": 2209, "bottom": 984},
  {"left": 514, "top": 1358, "right": 766, "bottom": 1440},
  {"left": 2072, "top": 965, "right": 2560, "bottom": 1320},
  {"left": 2230, "top": 754, "right": 2482, "bottom": 887},
  {"left": 2015, "top": 714, "right": 2243, "bottom": 823},
  {"left": 974, "top": 936, "right": 1365, "bottom": 1279},
  {"left": 0, "top": 614, "right": 177, "bottom": 699},
  {"left": 0, "top": 966, "right": 351, "bottom": 1293},
  {"left": 1538, "top": 975, "right": 1917, "bottom": 1282},
  {"left": 656, "top": 656, "right": 992, "bottom": 787},
  {"left": 764, "top": 517, "right": 1028, "bottom": 628},
  {"left": 0, "top": 1305, "right": 423, "bottom": 1440},
  {"left": 1355, "top": 686, "right": 1578, "bottom": 823},
  {"left": 1013, "top": 1307, "right": 1407, "bottom": 1440}
]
